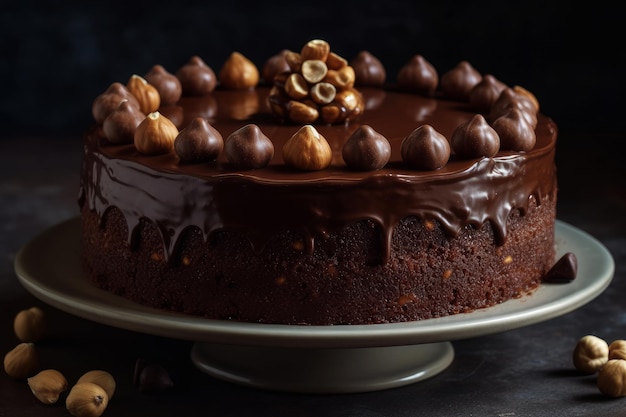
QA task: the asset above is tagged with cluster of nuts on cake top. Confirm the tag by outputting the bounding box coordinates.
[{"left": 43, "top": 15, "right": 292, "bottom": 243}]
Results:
[{"left": 91, "top": 39, "right": 542, "bottom": 172}]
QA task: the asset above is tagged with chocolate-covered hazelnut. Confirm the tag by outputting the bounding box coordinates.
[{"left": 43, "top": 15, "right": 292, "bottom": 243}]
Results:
[
  {"left": 262, "top": 49, "right": 291, "bottom": 85},
  {"left": 350, "top": 51, "right": 386, "bottom": 87},
  {"left": 451, "top": 114, "right": 500, "bottom": 158},
  {"left": 145, "top": 64, "right": 182, "bottom": 105},
  {"left": 489, "top": 87, "right": 538, "bottom": 127},
  {"left": 133, "top": 359, "right": 174, "bottom": 393},
  {"left": 102, "top": 100, "right": 145, "bottom": 144},
  {"left": 342, "top": 125, "right": 391, "bottom": 170},
  {"left": 92, "top": 82, "right": 141, "bottom": 124},
  {"left": 468, "top": 74, "right": 507, "bottom": 113},
  {"left": 176, "top": 56, "right": 217, "bottom": 96},
  {"left": 439, "top": 61, "right": 482, "bottom": 101},
  {"left": 491, "top": 108, "right": 536, "bottom": 152},
  {"left": 224, "top": 124, "right": 274, "bottom": 170},
  {"left": 174, "top": 117, "right": 224, "bottom": 163},
  {"left": 543, "top": 252, "right": 578, "bottom": 283},
  {"left": 396, "top": 55, "right": 438, "bottom": 96},
  {"left": 401, "top": 124, "right": 450, "bottom": 170}
]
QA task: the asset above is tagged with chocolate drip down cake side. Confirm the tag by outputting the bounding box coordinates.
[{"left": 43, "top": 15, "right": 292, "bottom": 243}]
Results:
[{"left": 79, "top": 39, "right": 575, "bottom": 325}]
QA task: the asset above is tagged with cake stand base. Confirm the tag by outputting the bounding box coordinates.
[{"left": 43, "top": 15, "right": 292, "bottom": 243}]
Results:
[{"left": 191, "top": 341, "right": 454, "bottom": 393}]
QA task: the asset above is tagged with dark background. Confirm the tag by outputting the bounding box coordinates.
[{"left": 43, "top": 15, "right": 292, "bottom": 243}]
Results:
[{"left": 1, "top": 1, "right": 623, "bottom": 139}]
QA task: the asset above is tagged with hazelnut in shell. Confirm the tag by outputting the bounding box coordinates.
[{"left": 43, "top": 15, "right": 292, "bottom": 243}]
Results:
[
  {"left": 27, "top": 369, "right": 68, "bottom": 404},
  {"left": 13, "top": 306, "right": 46, "bottom": 343},
  {"left": 76, "top": 370, "right": 116, "bottom": 400},
  {"left": 66, "top": 382, "right": 109, "bottom": 417},
  {"left": 3, "top": 342, "right": 39, "bottom": 379},
  {"left": 572, "top": 334, "right": 609, "bottom": 374}
]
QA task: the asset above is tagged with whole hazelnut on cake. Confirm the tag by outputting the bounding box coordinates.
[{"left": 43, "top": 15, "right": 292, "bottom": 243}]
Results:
[
  {"left": 145, "top": 64, "right": 182, "bottom": 105},
  {"left": 176, "top": 56, "right": 217, "bottom": 96}
]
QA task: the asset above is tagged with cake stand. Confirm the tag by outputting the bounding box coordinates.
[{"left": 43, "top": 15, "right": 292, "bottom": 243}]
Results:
[{"left": 14, "top": 218, "right": 614, "bottom": 393}]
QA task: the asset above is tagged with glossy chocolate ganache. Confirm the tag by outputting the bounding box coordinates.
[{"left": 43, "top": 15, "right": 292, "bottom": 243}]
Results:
[{"left": 79, "top": 39, "right": 564, "bottom": 324}]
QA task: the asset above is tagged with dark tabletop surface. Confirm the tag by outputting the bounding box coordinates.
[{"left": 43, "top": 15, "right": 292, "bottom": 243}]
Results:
[{"left": 2, "top": 2, "right": 625, "bottom": 416}]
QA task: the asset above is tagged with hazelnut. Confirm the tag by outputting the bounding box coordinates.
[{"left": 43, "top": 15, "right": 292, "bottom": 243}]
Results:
[
  {"left": 91, "top": 82, "right": 141, "bottom": 124},
  {"left": 325, "top": 51, "right": 348, "bottom": 70},
  {"left": 3, "top": 342, "right": 39, "bottom": 379},
  {"left": 597, "top": 359, "right": 626, "bottom": 397},
  {"left": 77, "top": 370, "right": 116, "bottom": 400},
  {"left": 323, "top": 65, "right": 356, "bottom": 89},
  {"left": 310, "top": 82, "right": 336, "bottom": 105},
  {"left": 176, "top": 55, "right": 217, "bottom": 96},
  {"left": 144, "top": 64, "right": 182, "bottom": 105},
  {"left": 133, "top": 358, "right": 174, "bottom": 393},
  {"left": 439, "top": 60, "right": 482, "bottom": 101},
  {"left": 573, "top": 334, "right": 609, "bottom": 374},
  {"left": 491, "top": 108, "right": 536, "bottom": 152},
  {"left": 301, "top": 59, "right": 328, "bottom": 84},
  {"left": 284, "top": 73, "right": 309, "bottom": 100},
  {"left": 27, "top": 369, "right": 68, "bottom": 404},
  {"left": 350, "top": 50, "right": 386, "bottom": 87},
  {"left": 450, "top": 114, "right": 500, "bottom": 159},
  {"left": 174, "top": 117, "right": 224, "bottom": 163},
  {"left": 342, "top": 125, "right": 391, "bottom": 170},
  {"left": 262, "top": 49, "right": 291, "bottom": 84},
  {"left": 300, "top": 39, "right": 330, "bottom": 62},
  {"left": 13, "top": 306, "right": 46, "bottom": 343},
  {"left": 134, "top": 111, "right": 179, "bottom": 155},
  {"left": 287, "top": 100, "right": 319, "bottom": 124},
  {"left": 219, "top": 51, "right": 259, "bottom": 90},
  {"left": 102, "top": 100, "right": 145, "bottom": 144},
  {"left": 126, "top": 74, "right": 161, "bottom": 114},
  {"left": 609, "top": 340, "right": 626, "bottom": 361},
  {"left": 224, "top": 124, "right": 274, "bottom": 170},
  {"left": 397, "top": 54, "right": 439, "bottom": 96},
  {"left": 283, "top": 125, "right": 332, "bottom": 171},
  {"left": 284, "top": 50, "right": 303, "bottom": 72},
  {"left": 401, "top": 124, "right": 451, "bottom": 170},
  {"left": 66, "top": 382, "right": 109, "bottom": 417},
  {"left": 513, "top": 85, "right": 540, "bottom": 112}
]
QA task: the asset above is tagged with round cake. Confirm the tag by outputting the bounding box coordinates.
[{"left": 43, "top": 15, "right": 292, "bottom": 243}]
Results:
[{"left": 79, "top": 39, "right": 559, "bottom": 325}]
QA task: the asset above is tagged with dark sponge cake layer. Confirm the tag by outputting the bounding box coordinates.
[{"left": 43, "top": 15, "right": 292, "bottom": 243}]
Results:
[{"left": 80, "top": 193, "right": 555, "bottom": 325}]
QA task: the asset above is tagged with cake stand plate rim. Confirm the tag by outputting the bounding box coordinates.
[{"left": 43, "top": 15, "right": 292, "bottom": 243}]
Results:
[{"left": 14, "top": 217, "right": 615, "bottom": 349}]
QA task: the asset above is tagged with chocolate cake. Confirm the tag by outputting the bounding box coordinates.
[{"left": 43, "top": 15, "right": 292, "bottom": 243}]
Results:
[{"left": 79, "top": 39, "right": 559, "bottom": 325}]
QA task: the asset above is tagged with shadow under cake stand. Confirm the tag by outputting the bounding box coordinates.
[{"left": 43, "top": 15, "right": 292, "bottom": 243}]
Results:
[{"left": 14, "top": 218, "right": 614, "bottom": 393}]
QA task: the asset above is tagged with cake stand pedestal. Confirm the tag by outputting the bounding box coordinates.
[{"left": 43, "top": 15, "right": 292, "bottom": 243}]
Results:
[{"left": 14, "top": 218, "right": 614, "bottom": 393}]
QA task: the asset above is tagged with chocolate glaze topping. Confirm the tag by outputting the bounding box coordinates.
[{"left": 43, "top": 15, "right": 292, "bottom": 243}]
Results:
[{"left": 80, "top": 85, "right": 558, "bottom": 264}]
